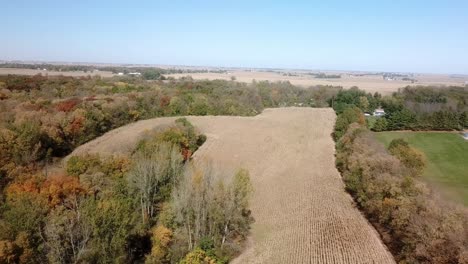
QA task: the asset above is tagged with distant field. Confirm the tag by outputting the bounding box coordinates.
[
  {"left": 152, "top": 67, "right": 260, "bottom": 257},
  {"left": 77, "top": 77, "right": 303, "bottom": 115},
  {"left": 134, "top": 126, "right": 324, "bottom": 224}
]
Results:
[
  {"left": 2, "top": 66, "right": 467, "bottom": 95},
  {"left": 165, "top": 70, "right": 468, "bottom": 95},
  {"left": 0, "top": 68, "right": 115, "bottom": 77},
  {"left": 375, "top": 132, "right": 468, "bottom": 205}
]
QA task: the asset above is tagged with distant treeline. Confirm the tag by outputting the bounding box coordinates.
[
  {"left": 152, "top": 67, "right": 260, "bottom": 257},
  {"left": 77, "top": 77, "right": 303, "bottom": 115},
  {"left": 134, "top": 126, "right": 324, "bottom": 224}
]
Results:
[
  {"left": 0, "top": 63, "right": 226, "bottom": 80},
  {"left": 307, "top": 73, "right": 341, "bottom": 79}
]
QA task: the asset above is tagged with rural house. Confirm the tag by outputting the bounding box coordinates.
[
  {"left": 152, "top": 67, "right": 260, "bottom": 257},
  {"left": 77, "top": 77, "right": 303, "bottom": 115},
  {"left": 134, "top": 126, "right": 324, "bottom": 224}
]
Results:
[{"left": 373, "top": 108, "right": 385, "bottom": 117}]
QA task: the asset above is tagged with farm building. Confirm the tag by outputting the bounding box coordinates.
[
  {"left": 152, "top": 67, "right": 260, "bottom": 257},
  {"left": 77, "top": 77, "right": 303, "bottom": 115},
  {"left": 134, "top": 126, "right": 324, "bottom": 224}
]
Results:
[{"left": 373, "top": 108, "right": 385, "bottom": 117}]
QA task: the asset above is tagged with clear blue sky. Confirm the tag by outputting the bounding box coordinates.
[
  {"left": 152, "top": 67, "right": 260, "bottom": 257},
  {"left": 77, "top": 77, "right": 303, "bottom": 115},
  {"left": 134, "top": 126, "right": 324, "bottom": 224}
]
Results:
[{"left": 2, "top": 0, "right": 468, "bottom": 74}]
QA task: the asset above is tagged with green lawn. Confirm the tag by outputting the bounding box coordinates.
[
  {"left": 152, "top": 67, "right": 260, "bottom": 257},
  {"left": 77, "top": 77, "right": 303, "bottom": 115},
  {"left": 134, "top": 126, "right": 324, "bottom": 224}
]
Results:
[{"left": 375, "top": 132, "right": 468, "bottom": 205}]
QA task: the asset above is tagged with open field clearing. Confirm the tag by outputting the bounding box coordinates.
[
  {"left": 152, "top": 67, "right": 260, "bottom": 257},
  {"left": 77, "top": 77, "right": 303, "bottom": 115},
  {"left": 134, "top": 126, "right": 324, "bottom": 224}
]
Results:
[
  {"left": 375, "top": 131, "right": 468, "bottom": 205},
  {"left": 69, "top": 108, "right": 394, "bottom": 263},
  {"left": 165, "top": 71, "right": 468, "bottom": 95},
  {"left": 0, "top": 67, "right": 115, "bottom": 77}
]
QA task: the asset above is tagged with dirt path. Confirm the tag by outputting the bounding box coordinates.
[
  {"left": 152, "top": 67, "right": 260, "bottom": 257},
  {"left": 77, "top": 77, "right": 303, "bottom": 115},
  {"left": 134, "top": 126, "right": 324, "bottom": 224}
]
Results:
[{"left": 68, "top": 108, "right": 395, "bottom": 263}]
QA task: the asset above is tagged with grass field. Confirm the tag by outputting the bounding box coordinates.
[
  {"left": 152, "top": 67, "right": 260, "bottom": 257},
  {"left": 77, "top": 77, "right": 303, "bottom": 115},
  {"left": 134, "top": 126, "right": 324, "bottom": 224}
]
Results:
[{"left": 375, "top": 132, "right": 468, "bottom": 205}]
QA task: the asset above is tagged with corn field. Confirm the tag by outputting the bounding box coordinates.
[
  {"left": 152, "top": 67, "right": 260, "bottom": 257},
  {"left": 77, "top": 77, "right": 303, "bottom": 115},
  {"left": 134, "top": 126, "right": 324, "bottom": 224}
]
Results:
[{"left": 69, "top": 108, "right": 395, "bottom": 263}]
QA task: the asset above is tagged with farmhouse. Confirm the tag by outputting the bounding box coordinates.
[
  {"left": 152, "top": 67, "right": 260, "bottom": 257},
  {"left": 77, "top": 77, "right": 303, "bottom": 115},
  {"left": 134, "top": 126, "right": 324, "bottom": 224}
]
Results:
[{"left": 373, "top": 108, "right": 385, "bottom": 117}]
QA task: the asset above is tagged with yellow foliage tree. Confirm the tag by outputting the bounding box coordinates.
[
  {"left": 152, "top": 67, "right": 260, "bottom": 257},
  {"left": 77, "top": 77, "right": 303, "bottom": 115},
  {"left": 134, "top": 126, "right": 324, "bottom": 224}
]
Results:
[
  {"left": 180, "top": 248, "right": 217, "bottom": 264},
  {"left": 145, "top": 225, "right": 174, "bottom": 263}
]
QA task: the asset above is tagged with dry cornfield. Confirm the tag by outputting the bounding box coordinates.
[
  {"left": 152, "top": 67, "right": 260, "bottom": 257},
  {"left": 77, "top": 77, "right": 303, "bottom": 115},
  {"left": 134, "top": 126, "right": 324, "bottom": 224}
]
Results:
[{"left": 68, "top": 108, "right": 395, "bottom": 263}]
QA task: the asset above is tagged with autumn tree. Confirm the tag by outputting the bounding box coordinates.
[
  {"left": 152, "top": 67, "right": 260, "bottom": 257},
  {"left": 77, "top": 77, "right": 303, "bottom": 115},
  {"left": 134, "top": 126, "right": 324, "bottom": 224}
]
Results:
[
  {"left": 333, "top": 106, "right": 365, "bottom": 141},
  {"left": 172, "top": 162, "right": 253, "bottom": 259},
  {"left": 388, "top": 138, "right": 426, "bottom": 176},
  {"left": 145, "top": 225, "right": 173, "bottom": 263},
  {"left": 127, "top": 143, "right": 183, "bottom": 224},
  {"left": 45, "top": 203, "right": 91, "bottom": 263}
]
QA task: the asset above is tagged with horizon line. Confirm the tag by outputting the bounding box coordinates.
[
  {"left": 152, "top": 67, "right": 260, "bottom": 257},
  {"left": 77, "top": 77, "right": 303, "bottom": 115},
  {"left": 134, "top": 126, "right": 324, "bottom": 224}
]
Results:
[{"left": 1, "top": 59, "right": 467, "bottom": 77}]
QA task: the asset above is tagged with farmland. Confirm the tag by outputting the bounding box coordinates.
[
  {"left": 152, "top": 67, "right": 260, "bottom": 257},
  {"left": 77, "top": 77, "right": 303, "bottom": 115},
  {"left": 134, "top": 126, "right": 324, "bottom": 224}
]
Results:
[
  {"left": 375, "top": 131, "right": 468, "bottom": 205},
  {"left": 2, "top": 65, "right": 467, "bottom": 96},
  {"left": 165, "top": 70, "right": 468, "bottom": 95},
  {"left": 0, "top": 67, "right": 116, "bottom": 77},
  {"left": 70, "top": 108, "right": 395, "bottom": 263},
  {"left": 1, "top": 72, "right": 466, "bottom": 262}
]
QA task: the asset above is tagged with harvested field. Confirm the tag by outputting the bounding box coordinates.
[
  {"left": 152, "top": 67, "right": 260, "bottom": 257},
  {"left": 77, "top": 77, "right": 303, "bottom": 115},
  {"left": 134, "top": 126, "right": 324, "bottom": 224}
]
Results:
[
  {"left": 165, "top": 71, "right": 468, "bottom": 95},
  {"left": 68, "top": 108, "right": 395, "bottom": 263}
]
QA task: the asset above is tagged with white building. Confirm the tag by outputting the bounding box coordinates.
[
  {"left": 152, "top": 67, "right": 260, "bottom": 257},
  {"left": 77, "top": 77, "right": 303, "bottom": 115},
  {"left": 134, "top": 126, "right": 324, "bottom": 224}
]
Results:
[{"left": 373, "top": 108, "right": 385, "bottom": 117}]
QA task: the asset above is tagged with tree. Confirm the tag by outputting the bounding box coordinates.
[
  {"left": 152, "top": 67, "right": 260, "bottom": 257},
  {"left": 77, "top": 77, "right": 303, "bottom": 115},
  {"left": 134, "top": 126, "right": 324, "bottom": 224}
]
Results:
[
  {"left": 333, "top": 106, "right": 365, "bottom": 141},
  {"left": 127, "top": 143, "right": 183, "bottom": 224},
  {"left": 142, "top": 69, "right": 162, "bottom": 80},
  {"left": 459, "top": 111, "right": 468, "bottom": 128},
  {"left": 388, "top": 139, "right": 425, "bottom": 176},
  {"left": 386, "top": 109, "right": 416, "bottom": 130},
  {"left": 359, "top": 96, "right": 370, "bottom": 112},
  {"left": 180, "top": 247, "right": 217, "bottom": 264},
  {"left": 45, "top": 204, "right": 91, "bottom": 263},
  {"left": 172, "top": 162, "right": 253, "bottom": 259},
  {"left": 10, "top": 122, "right": 45, "bottom": 165},
  {"left": 0, "top": 240, "right": 20, "bottom": 264},
  {"left": 80, "top": 197, "right": 138, "bottom": 263},
  {"left": 372, "top": 118, "right": 388, "bottom": 132},
  {"left": 146, "top": 225, "right": 173, "bottom": 263}
]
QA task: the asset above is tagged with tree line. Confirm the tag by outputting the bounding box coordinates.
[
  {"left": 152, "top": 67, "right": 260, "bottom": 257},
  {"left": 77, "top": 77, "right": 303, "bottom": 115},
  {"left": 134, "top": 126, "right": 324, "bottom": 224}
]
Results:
[
  {"left": 0, "top": 63, "right": 226, "bottom": 80},
  {"left": 332, "top": 92, "right": 468, "bottom": 263},
  {"left": 331, "top": 86, "right": 468, "bottom": 132}
]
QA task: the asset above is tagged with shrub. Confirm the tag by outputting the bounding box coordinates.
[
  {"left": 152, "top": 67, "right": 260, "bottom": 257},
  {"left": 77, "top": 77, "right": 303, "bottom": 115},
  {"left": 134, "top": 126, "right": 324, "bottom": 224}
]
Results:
[
  {"left": 333, "top": 106, "right": 365, "bottom": 141},
  {"left": 55, "top": 98, "right": 81, "bottom": 112},
  {"left": 388, "top": 138, "right": 426, "bottom": 176},
  {"left": 66, "top": 155, "right": 101, "bottom": 177},
  {"left": 372, "top": 117, "right": 388, "bottom": 132},
  {"left": 180, "top": 248, "right": 217, "bottom": 264}
]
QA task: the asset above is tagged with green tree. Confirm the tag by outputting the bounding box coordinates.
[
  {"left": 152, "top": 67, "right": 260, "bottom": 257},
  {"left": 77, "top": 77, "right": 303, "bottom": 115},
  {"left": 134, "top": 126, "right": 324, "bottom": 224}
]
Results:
[
  {"left": 372, "top": 118, "right": 388, "bottom": 132},
  {"left": 334, "top": 107, "right": 365, "bottom": 141}
]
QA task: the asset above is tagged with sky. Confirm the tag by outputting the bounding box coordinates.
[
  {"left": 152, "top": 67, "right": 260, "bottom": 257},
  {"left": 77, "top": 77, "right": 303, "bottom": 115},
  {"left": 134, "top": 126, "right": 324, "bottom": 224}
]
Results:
[{"left": 1, "top": 0, "right": 468, "bottom": 74}]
